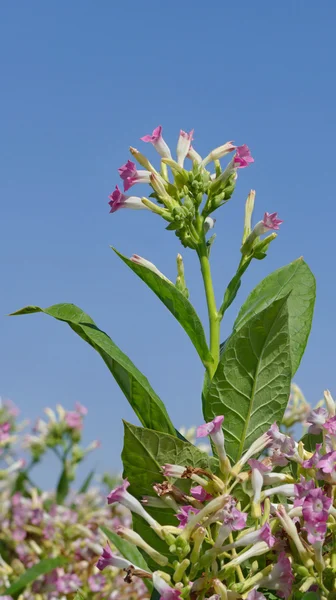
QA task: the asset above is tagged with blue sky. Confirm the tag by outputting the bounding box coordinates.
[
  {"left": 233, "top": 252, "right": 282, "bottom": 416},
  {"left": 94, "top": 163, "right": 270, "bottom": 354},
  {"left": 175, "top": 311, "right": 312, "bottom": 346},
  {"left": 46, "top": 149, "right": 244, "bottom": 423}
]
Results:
[{"left": 1, "top": 2, "right": 335, "bottom": 488}]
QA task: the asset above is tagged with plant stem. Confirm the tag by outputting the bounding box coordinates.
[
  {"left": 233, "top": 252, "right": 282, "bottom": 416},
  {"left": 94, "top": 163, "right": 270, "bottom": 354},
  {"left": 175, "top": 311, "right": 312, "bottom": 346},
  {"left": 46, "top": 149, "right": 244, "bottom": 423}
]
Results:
[{"left": 197, "top": 242, "right": 220, "bottom": 377}]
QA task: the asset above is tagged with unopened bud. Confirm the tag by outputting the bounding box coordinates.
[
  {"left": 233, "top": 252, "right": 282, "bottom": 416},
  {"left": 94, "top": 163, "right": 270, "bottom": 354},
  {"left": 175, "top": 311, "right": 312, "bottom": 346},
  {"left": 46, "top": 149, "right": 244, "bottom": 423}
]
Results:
[
  {"left": 324, "top": 389, "right": 335, "bottom": 417},
  {"left": 129, "top": 147, "right": 157, "bottom": 173},
  {"left": 242, "top": 190, "right": 255, "bottom": 243},
  {"left": 117, "top": 527, "right": 168, "bottom": 566},
  {"left": 202, "top": 142, "right": 236, "bottom": 167},
  {"left": 173, "top": 559, "right": 190, "bottom": 583}
]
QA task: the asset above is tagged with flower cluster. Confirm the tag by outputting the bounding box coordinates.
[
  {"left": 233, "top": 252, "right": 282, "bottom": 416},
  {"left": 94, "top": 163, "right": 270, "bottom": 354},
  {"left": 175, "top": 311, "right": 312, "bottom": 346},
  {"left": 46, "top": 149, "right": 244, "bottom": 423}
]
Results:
[
  {"left": 108, "top": 125, "right": 281, "bottom": 260},
  {"left": 0, "top": 400, "right": 149, "bottom": 599},
  {"left": 97, "top": 395, "right": 336, "bottom": 599}
]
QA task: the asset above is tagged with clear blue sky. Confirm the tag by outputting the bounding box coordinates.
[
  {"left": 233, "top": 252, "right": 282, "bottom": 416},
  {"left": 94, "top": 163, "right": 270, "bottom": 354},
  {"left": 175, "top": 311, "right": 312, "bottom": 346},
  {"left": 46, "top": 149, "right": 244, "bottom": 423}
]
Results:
[{"left": 1, "top": 2, "right": 335, "bottom": 487}]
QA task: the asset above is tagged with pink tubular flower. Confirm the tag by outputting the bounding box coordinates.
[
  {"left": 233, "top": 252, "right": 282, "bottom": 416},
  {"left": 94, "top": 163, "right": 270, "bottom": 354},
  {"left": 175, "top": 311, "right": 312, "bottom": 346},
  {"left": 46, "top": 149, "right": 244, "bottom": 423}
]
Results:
[
  {"left": 152, "top": 571, "right": 181, "bottom": 599},
  {"left": 107, "top": 479, "right": 161, "bottom": 530},
  {"left": 88, "top": 573, "right": 106, "bottom": 592},
  {"left": 56, "top": 574, "right": 81, "bottom": 594},
  {"left": 323, "top": 415, "right": 336, "bottom": 435},
  {"left": 107, "top": 479, "right": 130, "bottom": 504},
  {"left": 307, "top": 407, "right": 328, "bottom": 434},
  {"left": 294, "top": 476, "right": 316, "bottom": 506},
  {"left": 175, "top": 505, "right": 200, "bottom": 529},
  {"left": 247, "top": 592, "right": 267, "bottom": 600},
  {"left": 302, "top": 488, "right": 331, "bottom": 524},
  {"left": 0, "top": 422, "right": 11, "bottom": 442},
  {"left": 74, "top": 401, "right": 88, "bottom": 416},
  {"left": 141, "top": 125, "right": 172, "bottom": 159},
  {"left": 316, "top": 451, "right": 336, "bottom": 482},
  {"left": 259, "top": 551, "right": 294, "bottom": 599},
  {"left": 65, "top": 411, "right": 82, "bottom": 430},
  {"left": 233, "top": 144, "right": 254, "bottom": 168},
  {"left": 118, "top": 160, "right": 151, "bottom": 191},
  {"left": 190, "top": 485, "right": 213, "bottom": 502},
  {"left": 304, "top": 519, "right": 327, "bottom": 544},
  {"left": 252, "top": 213, "right": 283, "bottom": 238},
  {"left": 196, "top": 416, "right": 227, "bottom": 471},
  {"left": 108, "top": 186, "right": 148, "bottom": 213},
  {"left": 176, "top": 129, "right": 194, "bottom": 166},
  {"left": 267, "top": 423, "right": 296, "bottom": 457},
  {"left": 221, "top": 522, "right": 275, "bottom": 551},
  {"left": 97, "top": 544, "right": 135, "bottom": 571},
  {"left": 301, "top": 444, "right": 322, "bottom": 470}
]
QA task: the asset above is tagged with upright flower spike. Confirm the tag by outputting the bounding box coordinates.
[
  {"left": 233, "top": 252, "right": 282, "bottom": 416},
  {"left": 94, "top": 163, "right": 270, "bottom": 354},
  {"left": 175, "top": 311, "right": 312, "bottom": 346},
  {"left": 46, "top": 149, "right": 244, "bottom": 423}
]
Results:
[
  {"left": 107, "top": 479, "right": 162, "bottom": 533},
  {"left": 141, "top": 125, "right": 172, "bottom": 159},
  {"left": 108, "top": 186, "right": 148, "bottom": 213},
  {"left": 176, "top": 129, "right": 194, "bottom": 167},
  {"left": 196, "top": 416, "right": 229, "bottom": 473},
  {"left": 118, "top": 160, "right": 151, "bottom": 191},
  {"left": 152, "top": 571, "right": 182, "bottom": 599}
]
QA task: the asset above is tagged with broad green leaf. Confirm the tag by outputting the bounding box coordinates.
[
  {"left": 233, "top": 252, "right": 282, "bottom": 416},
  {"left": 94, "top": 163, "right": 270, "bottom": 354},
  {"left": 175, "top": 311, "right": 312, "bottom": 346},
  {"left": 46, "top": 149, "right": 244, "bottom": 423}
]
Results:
[
  {"left": 300, "top": 431, "right": 323, "bottom": 453},
  {"left": 204, "top": 297, "right": 292, "bottom": 463},
  {"left": 112, "top": 248, "right": 212, "bottom": 367},
  {"left": 234, "top": 258, "right": 315, "bottom": 374},
  {"left": 3, "top": 557, "right": 67, "bottom": 597},
  {"left": 100, "top": 526, "right": 153, "bottom": 592},
  {"left": 122, "top": 421, "right": 217, "bottom": 566},
  {"left": 10, "top": 304, "right": 175, "bottom": 436}
]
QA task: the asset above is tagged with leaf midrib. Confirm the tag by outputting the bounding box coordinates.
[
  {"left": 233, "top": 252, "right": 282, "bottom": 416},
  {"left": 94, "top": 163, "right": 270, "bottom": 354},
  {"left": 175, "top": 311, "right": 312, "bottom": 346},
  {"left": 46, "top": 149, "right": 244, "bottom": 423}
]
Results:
[{"left": 236, "top": 298, "right": 287, "bottom": 460}]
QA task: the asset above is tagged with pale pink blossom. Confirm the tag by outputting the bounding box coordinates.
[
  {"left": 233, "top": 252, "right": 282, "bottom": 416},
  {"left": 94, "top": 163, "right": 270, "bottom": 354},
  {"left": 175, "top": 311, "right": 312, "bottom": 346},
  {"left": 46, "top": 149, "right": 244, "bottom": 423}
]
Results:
[
  {"left": 323, "top": 415, "right": 336, "bottom": 435},
  {"left": 108, "top": 186, "right": 147, "bottom": 213},
  {"left": 196, "top": 415, "right": 227, "bottom": 467},
  {"left": 304, "top": 519, "right": 327, "bottom": 544},
  {"left": 316, "top": 451, "right": 336, "bottom": 482},
  {"left": 65, "top": 411, "right": 82, "bottom": 430},
  {"left": 294, "top": 476, "right": 316, "bottom": 506},
  {"left": 302, "top": 488, "right": 331, "bottom": 524},
  {"left": 74, "top": 401, "right": 88, "bottom": 416},
  {"left": 301, "top": 444, "right": 322, "bottom": 469},
  {"left": 248, "top": 459, "right": 271, "bottom": 507},
  {"left": 233, "top": 144, "right": 254, "bottom": 168},
  {"left": 0, "top": 422, "right": 11, "bottom": 443},
  {"left": 176, "top": 129, "right": 194, "bottom": 166},
  {"left": 307, "top": 407, "right": 328, "bottom": 434},
  {"left": 247, "top": 592, "right": 267, "bottom": 600},
  {"left": 141, "top": 125, "right": 172, "bottom": 159},
  {"left": 258, "top": 551, "right": 294, "bottom": 599}
]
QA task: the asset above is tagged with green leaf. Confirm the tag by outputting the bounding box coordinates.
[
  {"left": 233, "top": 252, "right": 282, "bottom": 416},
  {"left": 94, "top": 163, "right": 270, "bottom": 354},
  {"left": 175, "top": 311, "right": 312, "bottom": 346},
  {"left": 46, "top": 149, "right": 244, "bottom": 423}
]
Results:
[
  {"left": 112, "top": 248, "right": 212, "bottom": 367},
  {"left": 56, "top": 466, "right": 70, "bottom": 504},
  {"left": 73, "top": 592, "right": 85, "bottom": 600},
  {"left": 78, "top": 469, "right": 95, "bottom": 494},
  {"left": 301, "top": 431, "right": 323, "bottom": 453},
  {"left": 204, "top": 297, "right": 292, "bottom": 463},
  {"left": 100, "top": 526, "right": 153, "bottom": 593},
  {"left": 3, "top": 557, "right": 67, "bottom": 597},
  {"left": 150, "top": 590, "right": 161, "bottom": 600},
  {"left": 10, "top": 304, "right": 175, "bottom": 436},
  {"left": 122, "top": 421, "right": 217, "bottom": 566},
  {"left": 234, "top": 258, "right": 315, "bottom": 374}
]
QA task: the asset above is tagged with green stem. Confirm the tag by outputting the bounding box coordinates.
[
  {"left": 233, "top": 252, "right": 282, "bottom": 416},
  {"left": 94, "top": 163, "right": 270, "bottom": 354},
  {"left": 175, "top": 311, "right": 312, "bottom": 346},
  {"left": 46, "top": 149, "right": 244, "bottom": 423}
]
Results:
[{"left": 197, "top": 243, "right": 220, "bottom": 377}]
